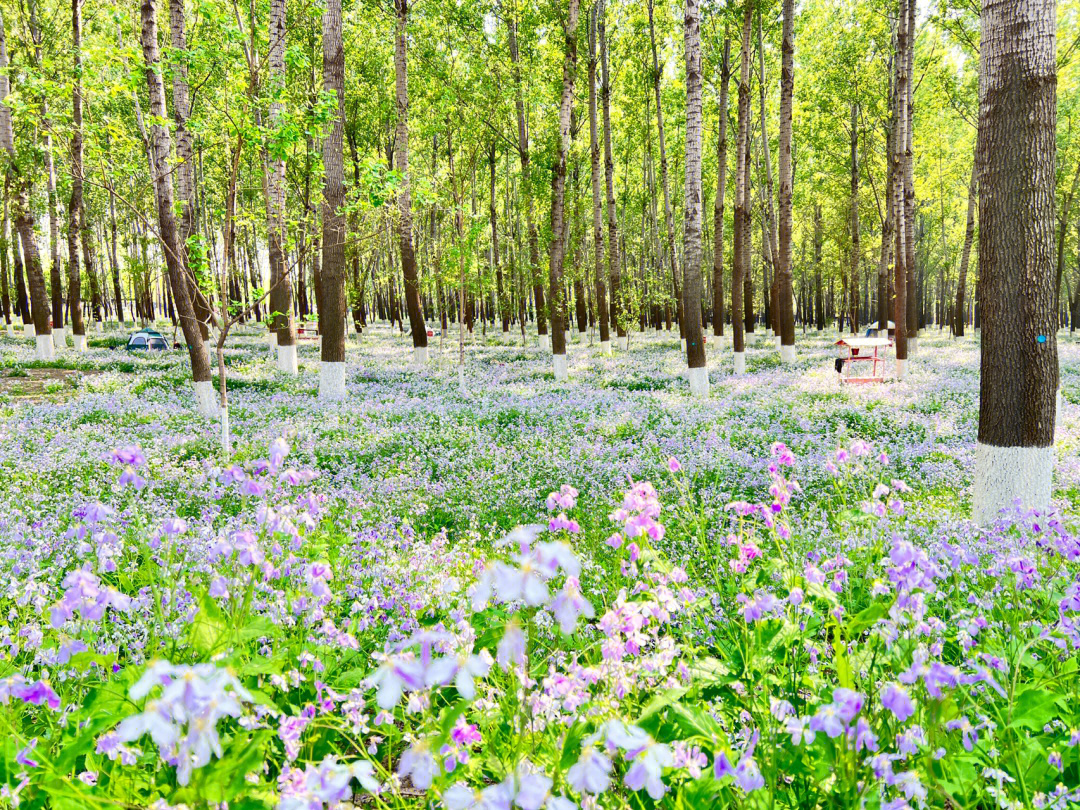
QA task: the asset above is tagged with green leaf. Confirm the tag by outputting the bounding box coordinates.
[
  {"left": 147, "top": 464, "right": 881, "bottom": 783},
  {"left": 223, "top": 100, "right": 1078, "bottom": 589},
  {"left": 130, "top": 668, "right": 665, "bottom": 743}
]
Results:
[
  {"left": 188, "top": 591, "right": 228, "bottom": 657},
  {"left": 1010, "top": 688, "right": 1063, "bottom": 731}
]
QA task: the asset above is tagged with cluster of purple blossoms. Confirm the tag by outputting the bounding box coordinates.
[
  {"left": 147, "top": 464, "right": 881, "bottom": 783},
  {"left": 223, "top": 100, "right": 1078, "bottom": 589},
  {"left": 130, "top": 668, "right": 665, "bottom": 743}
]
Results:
[
  {"left": 114, "top": 661, "right": 254, "bottom": 785},
  {"left": 49, "top": 567, "right": 132, "bottom": 628}
]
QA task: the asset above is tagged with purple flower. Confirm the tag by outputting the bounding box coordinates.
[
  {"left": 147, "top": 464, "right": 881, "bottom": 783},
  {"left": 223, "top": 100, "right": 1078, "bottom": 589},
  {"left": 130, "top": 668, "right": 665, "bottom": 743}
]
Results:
[
  {"left": 513, "top": 763, "right": 553, "bottom": 810},
  {"left": 497, "top": 621, "right": 527, "bottom": 670},
  {"left": 809, "top": 703, "right": 845, "bottom": 738},
  {"left": 397, "top": 742, "right": 437, "bottom": 790},
  {"left": 623, "top": 741, "right": 673, "bottom": 800},
  {"left": 425, "top": 649, "right": 492, "bottom": 700},
  {"left": 15, "top": 739, "right": 37, "bottom": 768},
  {"left": 550, "top": 577, "right": 595, "bottom": 634},
  {"left": 881, "top": 683, "right": 915, "bottom": 722},
  {"left": 566, "top": 746, "right": 612, "bottom": 794},
  {"left": 370, "top": 652, "right": 425, "bottom": 709},
  {"left": 269, "top": 437, "right": 290, "bottom": 470},
  {"left": 832, "top": 687, "right": 864, "bottom": 723},
  {"left": 111, "top": 445, "right": 145, "bottom": 467}
]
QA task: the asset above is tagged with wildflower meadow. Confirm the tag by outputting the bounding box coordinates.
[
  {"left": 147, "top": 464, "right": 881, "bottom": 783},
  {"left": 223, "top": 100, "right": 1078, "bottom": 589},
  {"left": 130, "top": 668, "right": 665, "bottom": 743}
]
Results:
[{"left": 0, "top": 328, "right": 1076, "bottom": 810}]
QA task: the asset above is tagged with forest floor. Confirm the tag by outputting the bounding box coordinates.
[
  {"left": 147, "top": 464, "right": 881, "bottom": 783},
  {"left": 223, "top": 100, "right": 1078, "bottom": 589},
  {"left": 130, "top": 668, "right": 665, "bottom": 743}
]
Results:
[
  {"left": 1, "top": 324, "right": 1079, "bottom": 808},
  {"left": 0, "top": 323, "right": 1076, "bottom": 522}
]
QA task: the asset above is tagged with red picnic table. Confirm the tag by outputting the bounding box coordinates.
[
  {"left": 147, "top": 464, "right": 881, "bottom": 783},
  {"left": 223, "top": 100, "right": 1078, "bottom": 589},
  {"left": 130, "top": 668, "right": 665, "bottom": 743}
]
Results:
[{"left": 834, "top": 337, "right": 892, "bottom": 384}]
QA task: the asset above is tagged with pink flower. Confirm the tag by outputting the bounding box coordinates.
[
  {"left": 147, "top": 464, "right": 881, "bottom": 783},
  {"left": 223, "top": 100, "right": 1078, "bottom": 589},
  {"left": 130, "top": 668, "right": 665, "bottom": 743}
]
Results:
[{"left": 667, "top": 457, "right": 682, "bottom": 473}]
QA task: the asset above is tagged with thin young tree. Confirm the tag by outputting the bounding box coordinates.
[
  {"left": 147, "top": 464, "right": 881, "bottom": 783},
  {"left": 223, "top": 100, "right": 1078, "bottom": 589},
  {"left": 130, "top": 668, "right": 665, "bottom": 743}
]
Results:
[
  {"left": 848, "top": 101, "right": 860, "bottom": 335},
  {"left": 647, "top": 0, "right": 684, "bottom": 348},
  {"left": 903, "top": 0, "right": 918, "bottom": 353},
  {"left": 755, "top": 8, "right": 779, "bottom": 344},
  {"left": 893, "top": 0, "right": 909, "bottom": 378},
  {"left": 971, "top": 0, "right": 1058, "bottom": 523},
  {"left": 954, "top": 160, "right": 976, "bottom": 337},
  {"left": 0, "top": 10, "right": 52, "bottom": 358},
  {"left": 683, "top": 0, "right": 707, "bottom": 395},
  {"left": 732, "top": 2, "right": 753, "bottom": 374},
  {"left": 168, "top": 0, "right": 213, "bottom": 341},
  {"left": 139, "top": 0, "right": 217, "bottom": 416},
  {"left": 506, "top": 7, "right": 548, "bottom": 349},
  {"left": 68, "top": 0, "right": 88, "bottom": 352},
  {"left": 266, "top": 0, "right": 297, "bottom": 373},
  {"left": 548, "top": 0, "right": 581, "bottom": 381},
  {"left": 395, "top": 0, "right": 428, "bottom": 365},
  {"left": 599, "top": 0, "right": 624, "bottom": 349},
  {"left": 777, "top": 0, "right": 795, "bottom": 360},
  {"left": 320, "top": 0, "right": 348, "bottom": 399},
  {"left": 713, "top": 38, "right": 730, "bottom": 339},
  {"left": 588, "top": 3, "right": 610, "bottom": 353}
]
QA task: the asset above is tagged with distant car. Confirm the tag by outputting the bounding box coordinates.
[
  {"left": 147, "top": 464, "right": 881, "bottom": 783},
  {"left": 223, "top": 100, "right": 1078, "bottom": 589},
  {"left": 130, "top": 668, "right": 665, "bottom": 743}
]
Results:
[{"left": 126, "top": 330, "right": 170, "bottom": 351}]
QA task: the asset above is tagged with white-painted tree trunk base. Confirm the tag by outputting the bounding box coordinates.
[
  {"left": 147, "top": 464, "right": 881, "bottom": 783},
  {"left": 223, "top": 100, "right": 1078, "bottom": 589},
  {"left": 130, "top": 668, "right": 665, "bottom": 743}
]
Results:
[
  {"left": 617, "top": 336, "right": 629, "bottom": 351},
  {"left": 972, "top": 443, "right": 1053, "bottom": 525},
  {"left": 895, "top": 358, "right": 907, "bottom": 380},
  {"left": 600, "top": 340, "right": 612, "bottom": 355},
  {"left": 688, "top": 366, "right": 709, "bottom": 397},
  {"left": 95, "top": 321, "right": 104, "bottom": 333},
  {"left": 414, "top": 346, "right": 429, "bottom": 365},
  {"left": 733, "top": 351, "right": 746, "bottom": 375},
  {"left": 680, "top": 338, "right": 687, "bottom": 352},
  {"left": 774, "top": 336, "right": 782, "bottom": 349},
  {"left": 35, "top": 334, "right": 55, "bottom": 360},
  {"left": 24, "top": 323, "right": 35, "bottom": 338},
  {"left": 318, "top": 361, "right": 347, "bottom": 401},
  {"left": 539, "top": 334, "right": 551, "bottom": 351},
  {"left": 565, "top": 330, "right": 572, "bottom": 345},
  {"left": 276, "top": 343, "right": 298, "bottom": 374},
  {"left": 220, "top": 407, "right": 231, "bottom": 453},
  {"left": 52, "top": 330, "right": 66, "bottom": 350},
  {"left": 193, "top": 380, "right": 219, "bottom": 418},
  {"left": 908, "top": 336, "right": 919, "bottom": 355},
  {"left": 5, "top": 323, "right": 13, "bottom": 338},
  {"left": 73, "top": 334, "right": 88, "bottom": 352},
  {"left": 267, "top": 332, "right": 278, "bottom": 351},
  {"left": 457, "top": 365, "right": 466, "bottom": 394},
  {"left": 502, "top": 328, "right": 510, "bottom": 336},
  {"left": 780, "top": 344, "right": 796, "bottom": 363},
  {"left": 578, "top": 330, "right": 587, "bottom": 343},
  {"left": 553, "top": 353, "right": 568, "bottom": 381}
]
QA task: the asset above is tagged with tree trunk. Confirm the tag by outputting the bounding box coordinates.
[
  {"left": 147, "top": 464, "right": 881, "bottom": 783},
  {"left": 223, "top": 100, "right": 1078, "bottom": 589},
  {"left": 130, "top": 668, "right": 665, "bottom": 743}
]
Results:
[
  {"left": 777, "top": 0, "right": 795, "bottom": 355},
  {"left": 893, "top": 0, "right": 909, "bottom": 372},
  {"left": 732, "top": 2, "right": 753, "bottom": 366},
  {"left": 877, "top": 80, "right": 895, "bottom": 335},
  {"left": 0, "top": 10, "right": 51, "bottom": 352},
  {"left": 755, "top": 9, "right": 780, "bottom": 340},
  {"left": 319, "top": 0, "right": 347, "bottom": 398},
  {"left": 547, "top": 0, "right": 580, "bottom": 377},
  {"left": 266, "top": 0, "right": 296, "bottom": 369},
  {"left": 139, "top": 0, "right": 215, "bottom": 411},
  {"left": 682, "top": 0, "right": 706, "bottom": 392},
  {"left": 588, "top": 6, "right": 610, "bottom": 348},
  {"left": 713, "top": 39, "right": 731, "bottom": 337},
  {"left": 955, "top": 159, "right": 977, "bottom": 337},
  {"left": 27, "top": 0, "right": 62, "bottom": 340},
  {"left": 507, "top": 12, "right": 546, "bottom": 343},
  {"left": 648, "top": 0, "right": 683, "bottom": 341},
  {"left": 395, "top": 0, "right": 426, "bottom": 359},
  {"left": 849, "top": 101, "right": 860, "bottom": 336},
  {"left": 69, "top": 0, "right": 89, "bottom": 345},
  {"left": 168, "top": 0, "right": 213, "bottom": 340},
  {"left": 903, "top": 0, "right": 917, "bottom": 349},
  {"left": 600, "top": 0, "right": 623, "bottom": 344},
  {"left": 972, "top": 0, "right": 1058, "bottom": 523}
]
